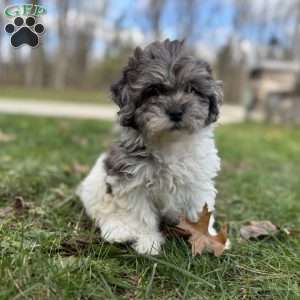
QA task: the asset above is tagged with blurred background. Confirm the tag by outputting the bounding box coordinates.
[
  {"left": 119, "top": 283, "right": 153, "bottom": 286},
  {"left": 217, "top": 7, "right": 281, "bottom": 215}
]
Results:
[
  {"left": 2, "top": 2, "right": 300, "bottom": 297},
  {"left": 0, "top": 0, "right": 300, "bottom": 123}
]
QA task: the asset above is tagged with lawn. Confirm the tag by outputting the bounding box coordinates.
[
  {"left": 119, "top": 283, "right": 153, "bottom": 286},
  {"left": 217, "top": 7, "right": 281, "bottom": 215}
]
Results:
[
  {"left": 0, "top": 115, "right": 299, "bottom": 299},
  {"left": 0, "top": 85, "right": 110, "bottom": 104}
]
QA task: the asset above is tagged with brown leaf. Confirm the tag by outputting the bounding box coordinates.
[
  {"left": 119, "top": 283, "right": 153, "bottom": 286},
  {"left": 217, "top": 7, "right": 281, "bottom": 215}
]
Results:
[
  {"left": 71, "top": 162, "right": 89, "bottom": 175},
  {"left": 176, "top": 204, "right": 228, "bottom": 257},
  {"left": 0, "top": 131, "right": 16, "bottom": 143},
  {"left": 240, "top": 220, "right": 278, "bottom": 240},
  {"left": 0, "top": 197, "right": 33, "bottom": 219},
  {"left": 14, "top": 196, "right": 32, "bottom": 210}
]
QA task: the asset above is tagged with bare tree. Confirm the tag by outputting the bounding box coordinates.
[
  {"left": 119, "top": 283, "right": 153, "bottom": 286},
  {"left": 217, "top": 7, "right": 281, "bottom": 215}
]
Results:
[
  {"left": 146, "top": 0, "right": 167, "bottom": 40},
  {"left": 53, "top": 0, "right": 70, "bottom": 89},
  {"left": 233, "top": 0, "right": 298, "bottom": 49},
  {"left": 25, "top": 45, "right": 46, "bottom": 87},
  {"left": 24, "top": 0, "right": 47, "bottom": 87},
  {"left": 175, "top": 0, "right": 199, "bottom": 42},
  {"left": 69, "top": 1, "right": 108, "bottom": 86},
  {"left": 109, "top": 12, "right": 127, "bottom": 54},
  {"left": 292, "top": 1, "right": 300, "bottom": 61}
]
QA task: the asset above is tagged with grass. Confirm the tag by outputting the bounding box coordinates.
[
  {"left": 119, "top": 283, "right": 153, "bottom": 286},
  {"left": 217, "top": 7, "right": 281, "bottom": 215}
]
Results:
[
  {"left": 0, "top": 85, "right": 110, "bottom": 104},
  {"left": 0, "top": 115, "right": 300, "bottom": 299}
]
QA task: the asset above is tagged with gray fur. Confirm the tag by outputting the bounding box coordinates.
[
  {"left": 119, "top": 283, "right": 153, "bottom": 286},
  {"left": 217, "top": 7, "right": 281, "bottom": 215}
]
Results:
[{"left": 105, "top": 39, "right": 223, "bottom": 178}]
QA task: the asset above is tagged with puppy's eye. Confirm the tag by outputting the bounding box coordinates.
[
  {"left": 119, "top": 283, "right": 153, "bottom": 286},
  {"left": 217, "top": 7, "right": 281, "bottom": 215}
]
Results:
[
  {"left": 142, "top": 84, "right": 165, "bottom": 99},
  {"left": 191, "top": 87, "right": 199, "bottom": 95}
]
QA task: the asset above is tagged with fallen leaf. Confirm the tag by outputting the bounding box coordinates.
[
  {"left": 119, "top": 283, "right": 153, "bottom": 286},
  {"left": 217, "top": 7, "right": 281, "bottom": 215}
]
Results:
[
  {"left": 0, "top": 131, "right": 16, "bottom": 143},
  {"left": 176, "top": 204, "right": 228, "bottom": 257},
  {"left": 0, "top": 197, "right": 33, "bottom": 219},
  {"left": 14, "top": 196, "right": 32, "bottom": 210},
  {"left": 72, "top": 161, "right": 89, "bottom": 175},
  {"left": 240, "top": 221, "right": 278, "bottom": 240}
]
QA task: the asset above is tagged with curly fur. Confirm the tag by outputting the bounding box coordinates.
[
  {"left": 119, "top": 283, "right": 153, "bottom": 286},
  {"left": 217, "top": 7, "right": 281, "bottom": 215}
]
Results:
[{"left": 77, "top": 39, "right": 223, "bottom": 254}]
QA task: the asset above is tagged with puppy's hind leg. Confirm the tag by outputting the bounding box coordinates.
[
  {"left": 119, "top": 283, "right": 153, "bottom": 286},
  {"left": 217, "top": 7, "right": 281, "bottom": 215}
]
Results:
[{"left": 78, "top": 155, "right": 164, "bottom": 255}]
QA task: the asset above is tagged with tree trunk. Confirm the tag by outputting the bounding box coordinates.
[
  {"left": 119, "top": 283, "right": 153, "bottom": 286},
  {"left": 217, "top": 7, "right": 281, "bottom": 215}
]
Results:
[
  {"left": 25, "top": 45, "right": 46, "bottom": 87},
  {"left": 293, "top": 2, "right": 300, "bottom": 61},
  {"left": 53, "top": 0, "right": 69, "bottom": 89}
]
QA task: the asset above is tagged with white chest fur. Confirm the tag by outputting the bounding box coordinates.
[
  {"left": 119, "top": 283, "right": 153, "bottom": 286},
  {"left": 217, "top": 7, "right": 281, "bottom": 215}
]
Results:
[{"left": 111, "top": 126, "right": 221, "bottom": 218}]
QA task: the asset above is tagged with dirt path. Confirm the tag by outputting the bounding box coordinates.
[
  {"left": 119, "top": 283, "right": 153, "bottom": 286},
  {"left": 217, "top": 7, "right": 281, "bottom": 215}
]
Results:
[{"left": 0, "top": 98, "right": 247, "bottom": 124}]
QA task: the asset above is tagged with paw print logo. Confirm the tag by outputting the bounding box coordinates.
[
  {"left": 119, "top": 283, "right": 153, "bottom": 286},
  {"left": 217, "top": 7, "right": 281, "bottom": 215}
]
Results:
[{"left": 5, "top": 16, "right": 45, "bottom": 48}]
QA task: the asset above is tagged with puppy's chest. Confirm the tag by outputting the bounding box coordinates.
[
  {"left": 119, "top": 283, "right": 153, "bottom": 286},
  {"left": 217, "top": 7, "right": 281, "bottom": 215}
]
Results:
[{"left": 145, "top": 153, "right": 201, "bottom": 194}]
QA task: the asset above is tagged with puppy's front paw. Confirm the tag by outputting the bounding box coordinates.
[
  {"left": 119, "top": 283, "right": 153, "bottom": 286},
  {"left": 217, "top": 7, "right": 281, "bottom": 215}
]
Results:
[
  {"left": 133, "top": 233, "right": 164, "bottom": 255},
  {"left": 101, "top": 220, "right": 135, "bottom": 243}
]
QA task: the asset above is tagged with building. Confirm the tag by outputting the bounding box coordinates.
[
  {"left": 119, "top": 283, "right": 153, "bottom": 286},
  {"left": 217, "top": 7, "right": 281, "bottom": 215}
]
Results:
[{"left": 247, "top": 60, "right": 300, "bottom": 123}]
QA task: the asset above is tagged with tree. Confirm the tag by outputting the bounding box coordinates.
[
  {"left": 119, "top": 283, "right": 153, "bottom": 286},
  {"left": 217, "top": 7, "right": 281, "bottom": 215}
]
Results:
[
  {"left": 25, "top": 44, "right": 46, "bottom": 87},
  {"left": 145, "top": 0, "right": 167, "bottom": 40},
  {"left": 175, "top": 0, "right": 198, "bottom": 42},
  {"left": 53, "top": 0, "right": 70, "bottom": 89},
  {"left": 25, "top": 0, "right": 47, "bottom": 87},
  {"left": 292, "top": 1, "right": 300, "bottom": 61}
]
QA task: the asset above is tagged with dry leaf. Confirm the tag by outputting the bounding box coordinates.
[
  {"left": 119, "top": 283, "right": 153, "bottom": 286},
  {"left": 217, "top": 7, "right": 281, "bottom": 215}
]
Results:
[
  {"left": 71, "top": 162, "right": 89, "bottom": 175},
  {"left": 176, "top": 204, "right": 228, "bottom": 257},
  {"left": 0, "top": 131, "right": 16, "bottom": 143},
  {"left": 240, "top": 220, "right": 278, "bottom": 240},
  {"left": 0, "top": 197, "right": 33, "bottom": 219}
]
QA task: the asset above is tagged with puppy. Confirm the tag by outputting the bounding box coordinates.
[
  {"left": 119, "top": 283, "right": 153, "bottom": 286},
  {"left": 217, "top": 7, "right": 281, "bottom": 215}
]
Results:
[{"left": 77, "top": 39, "right": 223, "bottom": 254}]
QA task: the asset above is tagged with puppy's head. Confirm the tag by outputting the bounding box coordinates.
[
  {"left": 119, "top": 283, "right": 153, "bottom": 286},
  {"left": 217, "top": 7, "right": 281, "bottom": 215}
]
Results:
[{"left": 111, "top": 39, "right": 223, "bottom": 139}]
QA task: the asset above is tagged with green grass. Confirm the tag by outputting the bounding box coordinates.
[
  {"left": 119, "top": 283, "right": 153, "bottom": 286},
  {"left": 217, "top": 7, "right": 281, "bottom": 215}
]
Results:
[
  {"left": 0, "top": 85, "right": 110, "bottom": 104},
  {"left": 0, "top": 115, "right": 299, "bottom": 299}
]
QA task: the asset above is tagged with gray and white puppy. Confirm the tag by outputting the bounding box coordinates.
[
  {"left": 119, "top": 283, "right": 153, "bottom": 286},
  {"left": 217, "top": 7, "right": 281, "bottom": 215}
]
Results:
[{"left": 78, "top": 39, "right": 223, "bottom": 254}]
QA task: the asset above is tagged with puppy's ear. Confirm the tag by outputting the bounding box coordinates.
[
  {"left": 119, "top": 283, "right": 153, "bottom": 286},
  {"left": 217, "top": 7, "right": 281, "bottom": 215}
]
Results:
[
  {"left": 206, "top": 80, "right": 223, "bottom": 125},
  {"left": 111, "top": 75, "right": 129, "bottom": 108},
  {"left": 110, "top": 47, "right": 144, "bottom": 128},
  {"left": 111, "top": 65, "right": 141, "bottom": 128},
  {"left": 111, "top": 76, "right": 137, "bottom": 128}
]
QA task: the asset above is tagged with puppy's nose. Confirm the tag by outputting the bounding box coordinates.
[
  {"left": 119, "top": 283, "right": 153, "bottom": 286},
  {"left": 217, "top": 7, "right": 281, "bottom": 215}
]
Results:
[{"left": 168, "top": 109, "right": 183, "bottom": 122}]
